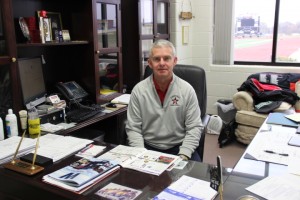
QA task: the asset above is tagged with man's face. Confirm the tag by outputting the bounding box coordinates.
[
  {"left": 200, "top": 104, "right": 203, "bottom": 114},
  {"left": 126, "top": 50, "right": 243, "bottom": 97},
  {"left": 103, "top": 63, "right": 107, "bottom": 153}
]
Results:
[{"left": 148, "top": 46, "right": 177, "bottom": 80}]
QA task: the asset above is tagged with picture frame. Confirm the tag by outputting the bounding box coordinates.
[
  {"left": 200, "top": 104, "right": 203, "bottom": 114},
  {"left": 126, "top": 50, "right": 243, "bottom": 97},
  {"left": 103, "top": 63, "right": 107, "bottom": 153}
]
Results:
[
  {"left": 46, "top": 12, "right": 63, "bottom": 40},
  {"left": 62, "top": 30, "right": 71, "bottom": 41},
  {"left": 43, "top": 18, "right": 52, "bottom": 42}
]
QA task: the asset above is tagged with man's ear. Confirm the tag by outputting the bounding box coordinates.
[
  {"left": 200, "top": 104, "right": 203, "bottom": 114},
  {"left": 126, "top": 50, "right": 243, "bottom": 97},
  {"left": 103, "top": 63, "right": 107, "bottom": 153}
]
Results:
[
  {"left": 148, "top": 59, "right": 153, "bottom": 69},
  {"left": 173, "top": 56, "right": 178, "bottom": 65}
]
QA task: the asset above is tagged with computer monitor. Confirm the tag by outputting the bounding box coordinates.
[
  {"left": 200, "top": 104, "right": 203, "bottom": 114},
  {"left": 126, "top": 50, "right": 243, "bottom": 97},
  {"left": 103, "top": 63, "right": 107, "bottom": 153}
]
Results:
[{"left": 18, "top": 57, "right": 47, "bottom": 110}]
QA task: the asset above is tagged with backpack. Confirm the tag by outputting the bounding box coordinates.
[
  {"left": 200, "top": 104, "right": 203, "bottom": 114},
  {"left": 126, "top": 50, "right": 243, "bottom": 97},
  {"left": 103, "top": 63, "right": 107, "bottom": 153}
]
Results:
[{"left": 218, "top": 119, "right": 237, "bottom": 148}]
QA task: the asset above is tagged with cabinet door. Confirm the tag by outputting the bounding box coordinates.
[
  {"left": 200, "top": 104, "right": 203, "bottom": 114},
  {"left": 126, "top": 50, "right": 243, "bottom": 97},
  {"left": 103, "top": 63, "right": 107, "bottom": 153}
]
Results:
[
  {"left": 0, "top": 0, "right": 19, "bottom": 118},
  {"left": 139, "top": 0, "right": 169, "bottom": 78},
  {"left": 94, "top": 0, "right": 123, "bottom": 99},
  {"left": 140, "top": 0, "right": 169, "bottom": 39}
]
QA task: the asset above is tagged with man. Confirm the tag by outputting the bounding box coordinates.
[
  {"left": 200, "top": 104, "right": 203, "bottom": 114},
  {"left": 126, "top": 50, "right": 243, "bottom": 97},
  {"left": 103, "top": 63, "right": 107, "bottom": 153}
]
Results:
[{"left": 125, "top": 40, "right": 204, "bottom": 161}]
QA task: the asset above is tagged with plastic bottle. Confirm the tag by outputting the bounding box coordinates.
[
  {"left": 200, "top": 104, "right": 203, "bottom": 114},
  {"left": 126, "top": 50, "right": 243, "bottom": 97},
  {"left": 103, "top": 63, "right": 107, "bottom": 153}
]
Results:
[
  {"left": 0, "top": 117, "right": 4, "bottom": 140},
  {"left": 28, "top": 108, "right": 40, "bottom": 135},
  {"left": 5, "top": 109, "right": 19, "bottom": 137}
]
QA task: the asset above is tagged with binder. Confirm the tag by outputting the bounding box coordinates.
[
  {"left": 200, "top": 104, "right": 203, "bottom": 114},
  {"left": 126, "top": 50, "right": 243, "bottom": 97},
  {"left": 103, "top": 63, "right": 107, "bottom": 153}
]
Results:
[{"left": 266, "top": 112, "right": 298, "bottom": 128}]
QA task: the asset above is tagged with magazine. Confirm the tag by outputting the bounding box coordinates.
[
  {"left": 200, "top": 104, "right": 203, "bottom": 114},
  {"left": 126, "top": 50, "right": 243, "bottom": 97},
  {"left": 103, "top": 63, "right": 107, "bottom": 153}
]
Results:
[
  {"left": 97, "top": 145, "right": 179, "bottom": 176},
  {"left": 46, "top": 157, "right": 119, "bottom": 187},
  {"left": 95, "top": 182, "right": 142, "bottom": 200},
  {"left": 154, "top": 175, "right": 218, "bottom": 200}
]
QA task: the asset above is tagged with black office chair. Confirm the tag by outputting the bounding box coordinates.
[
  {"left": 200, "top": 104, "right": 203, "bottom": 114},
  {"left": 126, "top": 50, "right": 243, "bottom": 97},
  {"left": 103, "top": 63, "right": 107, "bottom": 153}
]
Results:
[{"left": 144, "top": 64, "right": 210, "bottom": 161}]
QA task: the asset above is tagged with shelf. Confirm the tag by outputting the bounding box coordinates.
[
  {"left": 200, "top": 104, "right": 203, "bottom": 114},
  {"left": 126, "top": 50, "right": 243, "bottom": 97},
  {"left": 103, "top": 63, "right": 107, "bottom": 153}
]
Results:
[{"left": 17, "top": 41, "right": 89, "bottom": 47}]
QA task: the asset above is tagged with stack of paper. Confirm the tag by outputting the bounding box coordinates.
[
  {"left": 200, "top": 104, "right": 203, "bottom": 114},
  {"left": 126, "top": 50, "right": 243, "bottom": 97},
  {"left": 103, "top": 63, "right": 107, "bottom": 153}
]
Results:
[
  {"left": 75, "top": 144, "right": 106, "bottom": 158},
  {"left": 34, "top": 134, "right": 93, "bottom": 162},
  {"left": 0, "top": 136, "right": 36, "bottom": 165},
  {"left": 111, "top": 94, "right": 131, "bottom": 104}
]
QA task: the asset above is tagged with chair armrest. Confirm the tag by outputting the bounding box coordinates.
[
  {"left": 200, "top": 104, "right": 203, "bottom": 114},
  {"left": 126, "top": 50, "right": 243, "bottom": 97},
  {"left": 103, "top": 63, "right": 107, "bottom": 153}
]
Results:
[
  {"left": 232, "top": 91, "right": 254, "bottom": 111},
  {"left": 197, "top": 114, "right": 211, "bottom": 161}
]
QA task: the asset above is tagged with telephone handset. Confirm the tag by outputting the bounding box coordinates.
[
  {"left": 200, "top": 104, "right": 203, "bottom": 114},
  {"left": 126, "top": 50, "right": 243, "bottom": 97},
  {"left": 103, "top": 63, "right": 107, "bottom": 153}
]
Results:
[{"left": 56, "top": 81, "right": 88, "bottom": 101}]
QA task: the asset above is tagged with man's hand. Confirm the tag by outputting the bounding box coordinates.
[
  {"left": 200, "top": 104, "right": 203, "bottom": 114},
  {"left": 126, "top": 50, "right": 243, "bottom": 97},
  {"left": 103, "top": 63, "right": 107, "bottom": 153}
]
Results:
[{"left": 179, "top": 154, "right": 189, "bottom": 161}]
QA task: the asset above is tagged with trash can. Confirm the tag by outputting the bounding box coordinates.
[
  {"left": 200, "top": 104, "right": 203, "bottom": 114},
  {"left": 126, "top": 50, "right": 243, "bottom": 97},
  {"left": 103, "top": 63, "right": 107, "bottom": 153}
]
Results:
[{"left": 216, "top": 99, "right": 237, "bottom": 124}]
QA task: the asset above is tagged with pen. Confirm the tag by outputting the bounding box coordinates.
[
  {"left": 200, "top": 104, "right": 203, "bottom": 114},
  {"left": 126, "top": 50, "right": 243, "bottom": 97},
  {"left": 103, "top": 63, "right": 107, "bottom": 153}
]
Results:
[{"left": 264, "top": 150, "right": 289, "bottom": 156}]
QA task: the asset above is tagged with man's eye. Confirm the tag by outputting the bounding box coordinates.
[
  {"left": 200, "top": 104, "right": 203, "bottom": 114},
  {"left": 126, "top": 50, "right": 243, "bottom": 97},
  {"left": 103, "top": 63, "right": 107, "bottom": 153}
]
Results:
[
  {"left": 152, "top": 57, "right": 161, "bottom": 62},
  {"left": 163, "top": 56, "right": 172, "bottom": 61},
  {"left": 152, "top": 56, "right": 172, "bottom": 62}
]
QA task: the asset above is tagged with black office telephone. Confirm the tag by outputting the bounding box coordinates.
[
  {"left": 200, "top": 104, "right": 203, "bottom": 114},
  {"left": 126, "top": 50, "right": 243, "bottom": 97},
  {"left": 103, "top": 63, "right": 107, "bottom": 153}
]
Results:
[{"left": 56, "top": 81, "right": 88, "bottom": 101}]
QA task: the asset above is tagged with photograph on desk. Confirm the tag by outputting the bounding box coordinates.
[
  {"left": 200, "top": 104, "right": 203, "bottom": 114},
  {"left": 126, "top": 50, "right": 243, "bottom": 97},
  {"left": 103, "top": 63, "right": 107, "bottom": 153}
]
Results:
[
  {"left": 95, "top": 182, "right": 142, "bottom": 200},
  {"left": 43, "top": 157, "right": 120, "bottom": 193}
]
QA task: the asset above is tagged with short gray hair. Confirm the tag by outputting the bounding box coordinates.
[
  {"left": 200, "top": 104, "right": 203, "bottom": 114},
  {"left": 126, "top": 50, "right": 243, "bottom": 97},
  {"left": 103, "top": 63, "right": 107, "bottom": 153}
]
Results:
[{"left": 149, "top": 40, "right": 176, "bottom": 58}]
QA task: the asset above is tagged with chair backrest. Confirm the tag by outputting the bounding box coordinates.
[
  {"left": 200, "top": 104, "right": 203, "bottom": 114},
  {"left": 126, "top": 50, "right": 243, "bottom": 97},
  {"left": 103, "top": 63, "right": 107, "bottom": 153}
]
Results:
[{"left": 144, "top": 64, "right": 207, "bottom": 118}]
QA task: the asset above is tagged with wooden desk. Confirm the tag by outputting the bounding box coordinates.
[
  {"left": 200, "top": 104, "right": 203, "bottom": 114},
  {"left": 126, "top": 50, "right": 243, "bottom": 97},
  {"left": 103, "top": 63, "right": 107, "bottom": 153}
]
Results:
[
  {"left": 0, "top": 143, "right": 230, "bottom": 200},
  {"left": 57, "top": 106, "right": 127, "bottom": 145}
]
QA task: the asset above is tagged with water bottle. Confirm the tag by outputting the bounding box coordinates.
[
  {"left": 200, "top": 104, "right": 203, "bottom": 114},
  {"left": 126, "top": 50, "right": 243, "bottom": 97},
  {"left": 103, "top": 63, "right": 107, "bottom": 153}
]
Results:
[
  {"left": 0, "top": 117, "right": 4, "bottom": 140},
  {"left": 28, "top": 108, "right": 40, "bottom": 135},
  {"left": 5, "top": 109, "right": 19, "bottom": 137}
]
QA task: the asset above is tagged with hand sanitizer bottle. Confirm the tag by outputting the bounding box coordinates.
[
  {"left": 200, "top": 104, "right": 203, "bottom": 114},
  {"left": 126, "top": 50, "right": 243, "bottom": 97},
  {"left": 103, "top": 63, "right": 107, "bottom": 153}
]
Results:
[
  {"left": 0, "top": 117, "right": 4, "bottom": 140},
  {"left": 5, "top": 109, "right": 19, "bottom": 137}
]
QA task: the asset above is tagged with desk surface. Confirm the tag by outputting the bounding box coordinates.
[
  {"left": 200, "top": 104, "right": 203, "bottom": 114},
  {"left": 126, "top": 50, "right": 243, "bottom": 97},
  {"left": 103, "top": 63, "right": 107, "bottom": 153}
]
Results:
[
  {"left": 0, "top": 143, "right": 230, "bottom": 200},
  {"left": 222, "top": 119, "right": 298, "bottom": 200},
  {"left": 1, "top": 115, "right": 297, "bottom": 200}
]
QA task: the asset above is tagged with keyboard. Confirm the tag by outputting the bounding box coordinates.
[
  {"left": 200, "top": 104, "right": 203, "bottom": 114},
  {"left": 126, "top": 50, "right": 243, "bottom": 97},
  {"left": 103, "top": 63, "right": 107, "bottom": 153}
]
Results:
[{"left": 66, "top": 106, "right": 104, "bottom": 123}]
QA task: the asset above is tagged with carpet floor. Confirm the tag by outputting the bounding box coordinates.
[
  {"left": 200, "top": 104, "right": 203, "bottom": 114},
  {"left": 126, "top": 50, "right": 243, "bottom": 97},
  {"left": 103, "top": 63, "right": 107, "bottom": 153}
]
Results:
[{"left": 203, "top": 133, "right": 247, "bottom": 168}]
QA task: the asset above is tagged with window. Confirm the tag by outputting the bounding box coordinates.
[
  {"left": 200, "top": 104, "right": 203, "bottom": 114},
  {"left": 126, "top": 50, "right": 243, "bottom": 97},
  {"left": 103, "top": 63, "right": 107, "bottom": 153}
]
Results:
[{"left": 213, "top": 0, "right": 300, "bottom": 66}]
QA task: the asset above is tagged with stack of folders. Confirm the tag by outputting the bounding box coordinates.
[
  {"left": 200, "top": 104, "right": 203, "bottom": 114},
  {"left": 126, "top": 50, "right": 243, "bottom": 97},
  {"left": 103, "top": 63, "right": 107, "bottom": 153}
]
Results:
[
  {"left": 0, "top": 136, "right": 36, "bottom": 165},
  {"left": 43, "top": 157, "right": 120, "bottom": 194}
]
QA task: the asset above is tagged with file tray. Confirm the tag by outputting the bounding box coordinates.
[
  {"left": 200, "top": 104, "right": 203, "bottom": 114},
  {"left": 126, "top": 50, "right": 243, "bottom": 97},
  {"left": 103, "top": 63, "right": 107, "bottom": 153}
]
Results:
[{"left": 20, "top": 153, "right": 53, "bottom": 167}]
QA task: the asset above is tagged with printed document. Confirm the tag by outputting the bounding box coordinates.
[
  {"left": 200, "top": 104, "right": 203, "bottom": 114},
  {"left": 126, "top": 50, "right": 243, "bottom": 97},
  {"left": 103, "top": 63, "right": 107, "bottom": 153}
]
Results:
[
  {"left": 246, "top": 174, "right": 300, "bottom": 200},
  {"left": 154, "top": 175, "right": 218, "bottom": 200},
  {"left": 97, "top": 145, "right": 179, "bottom": 176}
]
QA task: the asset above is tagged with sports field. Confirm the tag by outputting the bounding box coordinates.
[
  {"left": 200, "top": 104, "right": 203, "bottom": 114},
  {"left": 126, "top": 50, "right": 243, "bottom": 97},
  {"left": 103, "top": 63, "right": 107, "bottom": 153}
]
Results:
[{"left": 234, "top": 36, "right": 300, "bottom": 62}]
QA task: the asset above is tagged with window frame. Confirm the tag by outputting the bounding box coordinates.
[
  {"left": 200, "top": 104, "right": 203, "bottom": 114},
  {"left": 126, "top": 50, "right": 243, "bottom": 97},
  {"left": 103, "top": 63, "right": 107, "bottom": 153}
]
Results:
[{"left": 214, "top": 0, "right": 300, "bottom": 67}]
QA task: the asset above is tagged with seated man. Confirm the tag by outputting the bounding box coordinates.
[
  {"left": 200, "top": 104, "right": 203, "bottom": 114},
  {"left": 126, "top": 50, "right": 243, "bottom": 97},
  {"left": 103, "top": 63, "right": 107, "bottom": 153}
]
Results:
[{"left": 125, "top": 39, "right": 204, "bottom": 161}]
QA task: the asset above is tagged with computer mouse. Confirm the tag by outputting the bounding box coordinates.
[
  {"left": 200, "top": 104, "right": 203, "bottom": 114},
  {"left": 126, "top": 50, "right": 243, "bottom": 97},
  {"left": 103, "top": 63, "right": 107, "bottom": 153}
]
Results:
[{"left": 106, "top": 103, "right": 117, "bottom": 108}]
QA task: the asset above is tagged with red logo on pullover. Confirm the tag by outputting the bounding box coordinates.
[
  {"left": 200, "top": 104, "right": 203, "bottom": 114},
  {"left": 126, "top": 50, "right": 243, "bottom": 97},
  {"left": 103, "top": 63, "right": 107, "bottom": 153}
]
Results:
[{"left": 171, "top": 97, "right": 179, "bottom": 105}]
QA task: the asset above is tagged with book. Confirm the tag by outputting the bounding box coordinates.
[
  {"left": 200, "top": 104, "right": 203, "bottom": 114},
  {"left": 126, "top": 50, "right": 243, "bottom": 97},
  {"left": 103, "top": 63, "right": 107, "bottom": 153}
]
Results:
[
  {"left": 43, "top": 165, "right": 120, "bottom": 194},
  {"left": 75, "top": 144, "right": 106, "bottom": 158},
  {"left": 97, "top": 145, "right": 179, "bottom": 176},
  {"left": 153, "top": 175, "right": 218, "bottom": 200},
  {"left": 266, "top": 112, "right": 299, "bottom": 128},
  {"left": 44, "top": 157, "right": 119, "bottom": 189},
  {"left": 111, "top": 94, "right": 131, "bottom": 104},
  {"left": 95, "top": 182, "right": 142, "bottom": 200},
  {"left": 99, "top": 88, "right": 117, "bottom": 96}
]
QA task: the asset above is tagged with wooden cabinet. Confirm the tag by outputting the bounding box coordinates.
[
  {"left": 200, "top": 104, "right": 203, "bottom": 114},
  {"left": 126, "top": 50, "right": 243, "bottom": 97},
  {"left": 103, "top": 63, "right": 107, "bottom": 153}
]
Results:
[
  {"left": 0, "top": 0, "right": 18, "bottom": 120},
  {"left": 121, "top": 0, "right": 170, "bottom": 92},
  {"left": 0, "top": 0, "right": 123, "bottom": 117},
  {"left": 95, "top": 0, "right": 123, "bottom": 100}
]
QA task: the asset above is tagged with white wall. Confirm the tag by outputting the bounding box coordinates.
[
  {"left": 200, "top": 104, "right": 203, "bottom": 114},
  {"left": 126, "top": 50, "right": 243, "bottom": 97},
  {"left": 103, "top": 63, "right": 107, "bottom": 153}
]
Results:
[{"left": 169, "top": 0, "right": 300, "bottom": 115}]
